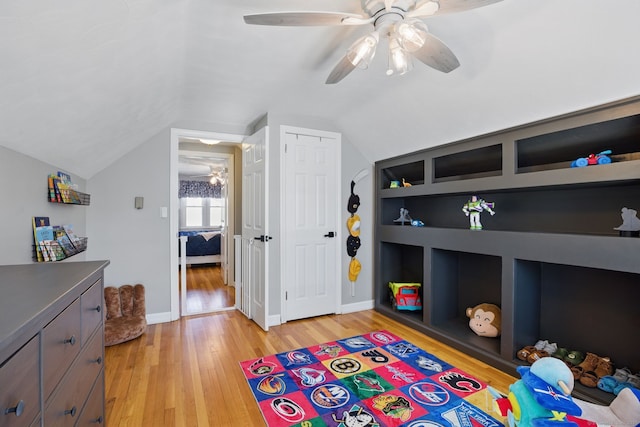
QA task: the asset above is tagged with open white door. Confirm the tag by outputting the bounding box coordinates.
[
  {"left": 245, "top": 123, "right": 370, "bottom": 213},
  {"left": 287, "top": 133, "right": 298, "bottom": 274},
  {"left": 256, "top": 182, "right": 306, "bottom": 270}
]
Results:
[
  {"left": 241, "top": 126, "right": 269, "bottom": 331},
  {"left": 282, "top": 127, "right": 341, "bottom": 322}
]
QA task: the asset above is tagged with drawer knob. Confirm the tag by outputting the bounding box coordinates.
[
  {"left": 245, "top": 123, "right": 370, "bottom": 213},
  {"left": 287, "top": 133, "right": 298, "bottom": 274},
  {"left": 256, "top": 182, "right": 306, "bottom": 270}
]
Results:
[
  {"left": 4, "top": 400, "right": 25, "bottom": 417},
  {"left": 94, "top": 415, "right": 104, "bottom": 424},
  {"left": 64, "top": 406, "right": 77, "bottom": 417},
  {"left": 95, "top": 356, "right": 103, "bottom": 365},
  {"left": 64, "top": 335, "right": 77, "bottom": 346},
  {"left": 94, "top": 305, "right": 101, "bottom": 313}
]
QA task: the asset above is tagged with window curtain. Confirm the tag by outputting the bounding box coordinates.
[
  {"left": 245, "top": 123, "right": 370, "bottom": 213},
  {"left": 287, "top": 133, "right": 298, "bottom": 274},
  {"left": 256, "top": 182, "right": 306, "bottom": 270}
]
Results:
[{"left": 179, "top": 180, "right": 222, "bottom": 198}]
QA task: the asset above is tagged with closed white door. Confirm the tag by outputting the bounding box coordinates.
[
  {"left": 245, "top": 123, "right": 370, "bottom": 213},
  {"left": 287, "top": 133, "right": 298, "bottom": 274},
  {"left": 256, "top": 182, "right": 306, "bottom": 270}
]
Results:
[
  {"left": 282, "top": 127, "right": 341, "bottom": 321},
  {"left": 242, "top": 127, "right": 269, "bottom": 331}
]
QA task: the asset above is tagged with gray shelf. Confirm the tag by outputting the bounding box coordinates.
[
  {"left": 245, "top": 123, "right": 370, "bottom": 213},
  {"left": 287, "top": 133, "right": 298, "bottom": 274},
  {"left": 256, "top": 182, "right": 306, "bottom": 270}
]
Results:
[{"left": 374, "top": 96, "right": 640, "bottom": 405}]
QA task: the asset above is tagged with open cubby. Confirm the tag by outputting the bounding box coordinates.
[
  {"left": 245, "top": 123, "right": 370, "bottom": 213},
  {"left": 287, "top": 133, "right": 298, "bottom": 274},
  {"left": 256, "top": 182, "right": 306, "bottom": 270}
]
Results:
[
  {"left": 378, "top": 242, "right": 424, "bottom": 322},
  {"left": 382, "top": 181, "right": 640, "bottom": 236},
  {"left": 433, "top": 144, "right": 502, "bottom": 183},
  {"left": 375, "top": 96, "right": 640, "bottom": 404},
  {"left": 381, "top": 160, "right": 425, "bottom": 189},
  {"left": 430, "top": 249, "right": 502, "bottom": 356},
  {"left": 513, "top": 259, "right": 640, "bottom": 403},
  {"left": 514, "top": 260, "right": 640, "bottom": 371},
  {"left": 516, "top": 113, "right": 640, "bottom": 174}
]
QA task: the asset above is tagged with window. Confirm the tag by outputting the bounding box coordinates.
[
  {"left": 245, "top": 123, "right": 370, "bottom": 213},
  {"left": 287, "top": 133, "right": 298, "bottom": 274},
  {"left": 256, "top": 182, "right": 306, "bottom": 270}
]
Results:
[{"left": 181, "top": 197, "right": 224, "bottom": 228}]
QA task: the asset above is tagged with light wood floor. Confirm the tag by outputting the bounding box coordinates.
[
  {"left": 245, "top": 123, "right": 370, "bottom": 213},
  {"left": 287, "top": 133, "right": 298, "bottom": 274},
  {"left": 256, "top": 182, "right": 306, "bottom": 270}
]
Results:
[
  {"left": 183, "top": 264, "right": 234, "bottom": 313},
  {"left": 105, "top": 309, "right": 516, "bottom": 426}
]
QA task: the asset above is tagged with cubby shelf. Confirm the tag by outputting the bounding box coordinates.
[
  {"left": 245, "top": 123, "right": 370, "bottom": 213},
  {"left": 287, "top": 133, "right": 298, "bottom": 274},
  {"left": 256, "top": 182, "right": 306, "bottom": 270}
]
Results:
[{"left": 374, "top": 96, "right": 640, "bottom": 405}]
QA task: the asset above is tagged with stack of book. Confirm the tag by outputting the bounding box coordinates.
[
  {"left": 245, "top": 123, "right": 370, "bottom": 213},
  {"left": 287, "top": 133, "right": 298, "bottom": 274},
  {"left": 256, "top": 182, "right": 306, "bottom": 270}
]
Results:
[
  {"left": 48, "top": 171, "right": 82, "bottom": 204},
  {"left": 32, "top": 217, "right": 87, "bottom": 262}
]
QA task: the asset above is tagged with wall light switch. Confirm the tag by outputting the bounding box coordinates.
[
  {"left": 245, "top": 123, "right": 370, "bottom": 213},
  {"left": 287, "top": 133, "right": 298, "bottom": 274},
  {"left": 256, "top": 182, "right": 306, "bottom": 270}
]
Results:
[
  {"left": 160, "top": 207, "right": 168, "bottom": 218},
  {"left": 134, "top": 196, "right": 144, "bottom": 209}
]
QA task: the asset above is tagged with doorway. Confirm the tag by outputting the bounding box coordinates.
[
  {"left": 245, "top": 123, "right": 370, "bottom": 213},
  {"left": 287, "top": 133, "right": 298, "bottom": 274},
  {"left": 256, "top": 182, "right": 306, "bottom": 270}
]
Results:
[{"left": 170, "top": 129, "right": 244, "bottom": 319}]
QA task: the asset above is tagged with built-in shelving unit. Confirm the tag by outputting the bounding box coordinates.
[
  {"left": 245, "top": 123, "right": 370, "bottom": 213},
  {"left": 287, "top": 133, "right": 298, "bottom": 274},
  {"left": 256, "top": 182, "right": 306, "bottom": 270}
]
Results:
[{"left": 374, "top": 96, "right": 640, "bottom": 405}]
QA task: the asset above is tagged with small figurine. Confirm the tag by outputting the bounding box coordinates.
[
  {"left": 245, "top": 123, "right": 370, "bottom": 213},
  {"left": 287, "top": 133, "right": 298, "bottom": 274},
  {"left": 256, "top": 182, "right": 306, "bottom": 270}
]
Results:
[
  {"left": 411, "top": 219, "right": 424, "bottom": 227},
  {"left": 393, "top": 208, "right": 412, "bottom": 225},
  {"left": 614, "top": 207, "right": 640, "bottom": 237},
  {"left": 402, "top": 178, "right": 411, "bottom": 187},
  {"left": 462, "top": 195, "right": 495, "bottom": 230}
]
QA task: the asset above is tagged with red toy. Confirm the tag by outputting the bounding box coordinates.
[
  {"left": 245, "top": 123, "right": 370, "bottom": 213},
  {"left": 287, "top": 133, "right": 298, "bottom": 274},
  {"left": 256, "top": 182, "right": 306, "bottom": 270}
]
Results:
[
  {"left": 571, "top": 150, "right": 612, "bottom": 167},
  {"left": 388, "top": 282, "right": 422, "bottom": 311}
]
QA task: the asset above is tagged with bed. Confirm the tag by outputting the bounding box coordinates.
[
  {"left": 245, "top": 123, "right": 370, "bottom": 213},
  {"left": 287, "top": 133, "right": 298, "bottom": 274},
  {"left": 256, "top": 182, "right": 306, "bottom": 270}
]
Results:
[{"left": 178, "top": 230, "right": 222, "bottom": 265}]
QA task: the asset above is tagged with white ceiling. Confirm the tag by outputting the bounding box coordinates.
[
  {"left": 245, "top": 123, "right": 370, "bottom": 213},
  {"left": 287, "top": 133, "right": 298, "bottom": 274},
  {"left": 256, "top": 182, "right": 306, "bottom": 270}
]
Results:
[{"left": 2, "top": 0, "right": 639, "bottom": 179}]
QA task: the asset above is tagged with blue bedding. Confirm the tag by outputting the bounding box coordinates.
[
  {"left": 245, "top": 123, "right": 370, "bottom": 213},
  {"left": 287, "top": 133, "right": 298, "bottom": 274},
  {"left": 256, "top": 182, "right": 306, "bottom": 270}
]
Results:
[{"left": 179, "top": 231, "right": 221, "bottom": 256}]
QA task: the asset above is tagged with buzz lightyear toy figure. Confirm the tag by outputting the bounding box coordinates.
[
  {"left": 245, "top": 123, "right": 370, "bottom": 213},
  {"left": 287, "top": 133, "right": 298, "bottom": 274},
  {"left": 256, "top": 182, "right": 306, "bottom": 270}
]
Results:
[{"left": 462, "top": 195, "right": 495, "bottom": 230}]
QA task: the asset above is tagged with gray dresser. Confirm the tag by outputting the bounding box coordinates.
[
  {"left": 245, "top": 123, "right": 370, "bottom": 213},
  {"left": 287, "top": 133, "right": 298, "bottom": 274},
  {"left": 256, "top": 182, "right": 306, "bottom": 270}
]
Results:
[{"left": 0, "top": 260, "right": 110, "bottom": 427}]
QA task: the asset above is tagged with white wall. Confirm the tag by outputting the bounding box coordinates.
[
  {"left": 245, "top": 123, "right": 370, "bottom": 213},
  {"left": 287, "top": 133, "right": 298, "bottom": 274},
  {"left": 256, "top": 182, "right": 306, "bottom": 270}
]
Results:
[
  {"left": 0, "top": 145, "right": 88, "bottom": 265},
  {"left": 86, "top": 128, "right": 172, "bottom": 316}
]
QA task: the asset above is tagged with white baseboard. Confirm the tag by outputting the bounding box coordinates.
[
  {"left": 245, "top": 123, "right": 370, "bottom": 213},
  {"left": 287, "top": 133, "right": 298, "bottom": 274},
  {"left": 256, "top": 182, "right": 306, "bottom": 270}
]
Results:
[
  {"left": 268, "top": 314, "right": 281, "bottom": 327},
  {"left": 341, "top": 299, "right": 374, "bottom": 314},
  {"left": 146, "top": 312, "right": 172, "bottom": 325}
]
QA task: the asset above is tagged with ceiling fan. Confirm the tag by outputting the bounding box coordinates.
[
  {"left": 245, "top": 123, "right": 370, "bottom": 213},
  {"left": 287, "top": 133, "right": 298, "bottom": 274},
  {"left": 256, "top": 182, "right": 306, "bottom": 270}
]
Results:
[
  {"left": 179, "top": 157, "right": 227, "bottom": 185},
  {"left": 244, "top": 0, "right": 502, "bottom": 84}
]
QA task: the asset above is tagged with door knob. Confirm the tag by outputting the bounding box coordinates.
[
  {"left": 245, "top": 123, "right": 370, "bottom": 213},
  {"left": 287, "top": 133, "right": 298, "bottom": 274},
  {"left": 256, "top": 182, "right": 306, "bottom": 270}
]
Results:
[{"left": 324, "top": 231, "right": 336, "bottom": 238}]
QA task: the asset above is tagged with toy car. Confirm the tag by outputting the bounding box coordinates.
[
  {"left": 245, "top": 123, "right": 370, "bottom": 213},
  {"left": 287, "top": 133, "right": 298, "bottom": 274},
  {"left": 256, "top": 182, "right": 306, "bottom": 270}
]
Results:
[
  {"left": 388, "top": 282, "right": 422, "bottom": 311},
  {"left": 570, "top": 149, "right": 612, "bottom": 167}
]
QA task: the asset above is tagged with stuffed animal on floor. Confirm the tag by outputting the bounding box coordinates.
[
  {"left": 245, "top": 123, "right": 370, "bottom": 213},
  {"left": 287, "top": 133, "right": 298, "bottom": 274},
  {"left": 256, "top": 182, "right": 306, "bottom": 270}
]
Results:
[
  {"left": 466, "top": 303, "right": 502, "bottom": 337},
  {"left": 490, "top": 357, "right": 640, "bottom": 427}
]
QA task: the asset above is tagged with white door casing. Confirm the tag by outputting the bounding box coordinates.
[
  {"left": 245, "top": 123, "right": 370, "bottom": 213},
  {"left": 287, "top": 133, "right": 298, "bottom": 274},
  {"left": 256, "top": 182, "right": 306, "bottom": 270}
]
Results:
[
  {"left": 242, "top": 126, "right": 269, "bottom": 331},
  {"left": 281, "top": 126, "right": 341, "bottom": 322}
]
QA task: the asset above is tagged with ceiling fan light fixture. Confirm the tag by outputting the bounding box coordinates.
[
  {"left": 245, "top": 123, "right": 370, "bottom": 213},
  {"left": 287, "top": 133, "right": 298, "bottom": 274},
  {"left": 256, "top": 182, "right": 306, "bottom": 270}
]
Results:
[
  {"left": 387, "top": 34, "right": 413, "bottom": 76},
  {"left": 396, "top": 19, "right": 429, "bottom": 52},
  {"left": 199, "top": 139, "right": 221, "bottom": 145},
  {"left": 414, "top": 0, "right": 440, "bottom": 16},
  {"left": 346, "top": 32, "right": 379, "bottom": 69}
]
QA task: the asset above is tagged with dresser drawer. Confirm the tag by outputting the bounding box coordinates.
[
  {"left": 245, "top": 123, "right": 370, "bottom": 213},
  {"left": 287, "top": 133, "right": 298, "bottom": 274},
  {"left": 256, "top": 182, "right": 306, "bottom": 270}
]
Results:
[
  {"left": 76, "top": 373, "right": 104, "bottom": 427},
  {"left": 44, "top": 329, "right": 104, "bottom": 427},
  {"left": 0, "top": 335, "right": 40, "bottom": 427},
  {"left": 42, "top": 298, "right": 82, "bottom": 400},
  {"left": 81, "top": 280, "right": 103, "bottom": 345}
]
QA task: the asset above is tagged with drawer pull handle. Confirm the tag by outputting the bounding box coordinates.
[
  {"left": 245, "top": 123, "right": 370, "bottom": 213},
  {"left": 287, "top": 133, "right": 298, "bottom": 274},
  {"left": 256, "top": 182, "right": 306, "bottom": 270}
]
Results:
[
  {"left": 64, "top": 335, "right": 77, "bottom": 346},
  {"left": 94, "top": 305, "right": 101, "bottom": 313},
  {"left": 64, "top": 406, "right": 77, "bottom": 417},
  {"left": 4, "top": 400, "right": 25, "bottom": 417},
  {"left": 95, "top": 356, "right": 103, "bottom": 365},
  {"left": 94, "top": 415, "right": 104, "bottom": 424}
]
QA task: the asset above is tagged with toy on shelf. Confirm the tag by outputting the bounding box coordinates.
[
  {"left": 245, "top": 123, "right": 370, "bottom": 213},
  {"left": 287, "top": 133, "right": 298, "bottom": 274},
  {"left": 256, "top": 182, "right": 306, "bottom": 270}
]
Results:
[
  {"left": 462, "top": 195, "right": 495, "bottom": 230},
  {"left": 571, "top": 149, "right": 612, "bottom": 168},
  {"left": 388, "top": 282, "right": 422, "bottom": 311},
  {"left": 411, "top": 219, "right": 424, "bottom": 227},
  {"left": 614, "top": 206, "right": 640, "bottom": 237},
  {"left": 402, "top": 178, "right": 411, "bottom": 187},
  {"left": 390, "top": 180, "right": 400, "bottom": 188},
  {"left": 466, "top": 303, "right": 501, "bottom": 337},
  {"left": 489, "top": 357, "right": 640, "bottom": 427},
  {"left": 393, "top": 207, "right": 413, "bottom": 225}
]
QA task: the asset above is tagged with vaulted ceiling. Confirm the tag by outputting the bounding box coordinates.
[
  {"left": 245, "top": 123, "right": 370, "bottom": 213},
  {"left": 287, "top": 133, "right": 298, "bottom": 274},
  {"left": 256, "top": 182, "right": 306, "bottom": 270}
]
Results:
[{"left": 2, "top": 0, "right": 639, "bottom": 178}]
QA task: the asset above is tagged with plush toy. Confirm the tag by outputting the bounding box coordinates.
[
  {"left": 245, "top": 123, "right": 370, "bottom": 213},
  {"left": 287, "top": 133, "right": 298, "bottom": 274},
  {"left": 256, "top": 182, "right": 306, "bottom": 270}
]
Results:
[
  {"left": 490, "top": 357, "right": 640, "bottom": 427},
  {"left": 466, "top": 303, "right": 502, "bottom": 337}
]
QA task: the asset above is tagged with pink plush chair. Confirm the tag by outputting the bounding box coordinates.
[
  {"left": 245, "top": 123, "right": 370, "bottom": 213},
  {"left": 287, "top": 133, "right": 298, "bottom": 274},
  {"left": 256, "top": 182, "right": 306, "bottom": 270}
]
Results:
[{"left": 103, "top": 284, "right": 147, "bottom": 346}]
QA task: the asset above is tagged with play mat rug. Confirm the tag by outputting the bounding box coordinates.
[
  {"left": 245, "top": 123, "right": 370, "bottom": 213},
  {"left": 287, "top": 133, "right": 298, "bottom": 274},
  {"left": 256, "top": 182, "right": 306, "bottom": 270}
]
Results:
[{"left": 239, "top": 330, "right": 505, "bottom": 426}]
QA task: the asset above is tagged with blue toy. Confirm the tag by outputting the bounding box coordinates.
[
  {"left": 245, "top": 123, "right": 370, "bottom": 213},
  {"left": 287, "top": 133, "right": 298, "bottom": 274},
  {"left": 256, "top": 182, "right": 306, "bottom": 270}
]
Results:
[{"left": 571, "top": 150, "right": 612, "bottom": 167}]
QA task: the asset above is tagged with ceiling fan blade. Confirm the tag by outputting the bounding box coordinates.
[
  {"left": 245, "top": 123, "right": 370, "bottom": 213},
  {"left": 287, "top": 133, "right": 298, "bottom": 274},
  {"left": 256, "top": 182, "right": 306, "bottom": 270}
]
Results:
[
  {"left": 411, "top": 32, "right": 460, "bottom": 73},
  {"left": 243, "top": 11, "right": 371, "bottom": 26},
  {"left": 408, "top": 0, "right": 502, "bottom": 18},
  {"left": 384, "top": 0, "right": 394, "bottom": 12},
  {"left": 326, "top": 55, "right": 357, "bottom": 84}
]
